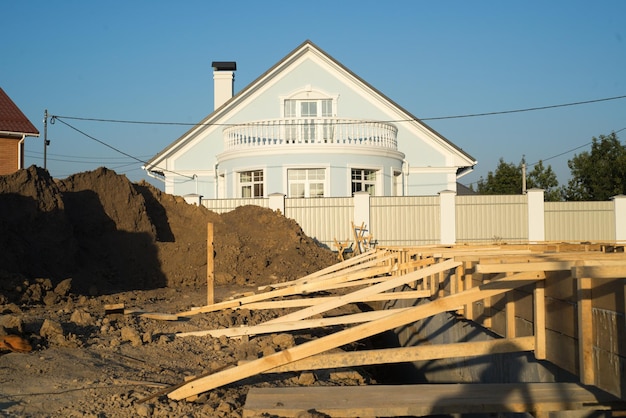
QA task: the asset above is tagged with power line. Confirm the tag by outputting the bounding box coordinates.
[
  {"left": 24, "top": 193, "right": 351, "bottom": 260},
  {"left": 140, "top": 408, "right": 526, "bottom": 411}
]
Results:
[
  {"left": 50, "top": 94, "right": 626, "bottom": 126},
  {"left": 528, "top": 127, "right": 626, "bottom": 167},
  {"left": 29, "top": 150, "right": 153, "bottom": 160},
  {"left": 421, "top": 95, "right": 626, "bottom": 121},
  {"left": 50, "top": 117, "right": 194, "bottom": 180}
]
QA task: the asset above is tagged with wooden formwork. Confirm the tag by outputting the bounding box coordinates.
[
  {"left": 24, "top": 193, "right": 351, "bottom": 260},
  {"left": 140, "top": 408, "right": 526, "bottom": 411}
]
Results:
[{"left": 142, "top": 243, "right": 626, "bottom": 416}]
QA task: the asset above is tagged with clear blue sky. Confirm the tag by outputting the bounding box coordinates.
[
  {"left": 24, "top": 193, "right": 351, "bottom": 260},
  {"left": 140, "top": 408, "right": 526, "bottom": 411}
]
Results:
[{"left": 3, "top": 0, "right": 625, "bottom": 190}]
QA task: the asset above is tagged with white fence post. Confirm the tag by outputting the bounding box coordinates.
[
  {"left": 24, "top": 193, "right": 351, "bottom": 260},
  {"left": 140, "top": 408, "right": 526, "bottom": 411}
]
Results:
[
  {"left": 183, "top": 193, "right": 203, "bottom": 206},
  {"left": 353, "top": 191, "right": 371, "bottom": 235},
  {"left": 439, "top": 190, "right": 456, "bottom": 245},
  {"left": 527, "top": 188, "right": 545, "bottom": 242},
  {"left": 612, "top": 194, "right": 626, "bottom": 243},
  {"left": 269, "top": 193, "right": 285, "bottom": 214}
]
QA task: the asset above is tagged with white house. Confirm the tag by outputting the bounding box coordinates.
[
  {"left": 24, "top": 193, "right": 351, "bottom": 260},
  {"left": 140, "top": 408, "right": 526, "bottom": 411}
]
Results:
[{"left": 144, "top": 40, "right": 476, "bottom": 199}]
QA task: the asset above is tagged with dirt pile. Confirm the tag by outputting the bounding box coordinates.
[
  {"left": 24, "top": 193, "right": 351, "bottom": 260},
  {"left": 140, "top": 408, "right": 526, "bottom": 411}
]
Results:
[
  {"left": 0, "top": 166, "right": 369, "bottom": 417},
  {"left": 0, "top": 166, "right": 337, "bottom": 301}
]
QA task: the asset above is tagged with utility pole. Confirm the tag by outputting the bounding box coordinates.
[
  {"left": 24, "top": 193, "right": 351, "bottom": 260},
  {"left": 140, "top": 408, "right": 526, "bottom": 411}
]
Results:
[
  {"left": 522, "top": 162, "right": 527, "bottom": 194},
  {"left": 43, "top": 109, "right": 48, "bottom": 170}
]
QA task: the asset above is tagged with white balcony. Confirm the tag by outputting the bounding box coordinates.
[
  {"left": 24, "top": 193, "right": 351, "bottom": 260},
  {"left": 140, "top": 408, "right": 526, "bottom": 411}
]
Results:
[{"left": 223, "top": 118, "right": 398, "bottom": 151}]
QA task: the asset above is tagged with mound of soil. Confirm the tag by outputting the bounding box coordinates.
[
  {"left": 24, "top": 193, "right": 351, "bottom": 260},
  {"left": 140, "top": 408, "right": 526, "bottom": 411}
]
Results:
[
  {"left": 0, "top": 165, "right": 338, "bottom": 301},
  {"left": 0, "top": 166, "right": 374, "bottom": 417}
]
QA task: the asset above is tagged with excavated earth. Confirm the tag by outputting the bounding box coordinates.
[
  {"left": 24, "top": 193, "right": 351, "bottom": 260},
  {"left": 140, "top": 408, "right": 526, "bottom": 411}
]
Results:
[{"left": 0, "top": 166, "right": 373, "bottom": 417}]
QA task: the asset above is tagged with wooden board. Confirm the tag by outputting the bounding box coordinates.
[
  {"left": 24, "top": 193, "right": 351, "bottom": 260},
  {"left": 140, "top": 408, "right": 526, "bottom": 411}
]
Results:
[
  {"left": 243, "top": 383, "right": 624, "bottom": 417},
  {"left": 235, "top": 290, "right": 431, "bottom": 310},
  {"left": 176, "top": 252, "right": 398, "bottom": 316},
  {"left": 251, "top": 336, "right": 536, "bottom": 373},
  {"left": 262, "top": 259, "right": 460, "bottom": 325},
  {"left": 175, "top": 308, "right": 412, "bottom": 338},
  {"left": 167, "top": 268, "right": 543, "bottom": 400}
]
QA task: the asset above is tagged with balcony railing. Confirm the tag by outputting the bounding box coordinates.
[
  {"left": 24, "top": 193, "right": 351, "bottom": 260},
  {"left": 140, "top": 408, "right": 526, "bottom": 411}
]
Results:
[{"left": 222, "top": 118, "right": 398, "bottom": 151}]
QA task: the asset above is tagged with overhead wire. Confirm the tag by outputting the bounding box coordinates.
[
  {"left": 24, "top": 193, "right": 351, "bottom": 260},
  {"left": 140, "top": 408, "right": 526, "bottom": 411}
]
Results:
[
  {"left": 50, "top": 94, "right": 626, "bottom": 126},
  {"left": 47, "top": 94, "right": 626, "bottom": 184},
  {"left": 49, "top": 116, "right": 195, "bottom": 180}
]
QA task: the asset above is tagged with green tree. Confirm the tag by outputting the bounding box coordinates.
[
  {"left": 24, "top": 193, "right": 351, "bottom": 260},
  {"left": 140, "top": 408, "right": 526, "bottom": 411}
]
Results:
[
  {"left": 527, "top": 160, "right": 561, "bottom": 201},
  {"left": 476, "top": 158, "right": 523, "bottom": 194},
  {"left": 563, "top": 132, "right": 626, "bottom": 201},
  {"left": 476, "top": 157, "right": 561, "bottom": 200}
]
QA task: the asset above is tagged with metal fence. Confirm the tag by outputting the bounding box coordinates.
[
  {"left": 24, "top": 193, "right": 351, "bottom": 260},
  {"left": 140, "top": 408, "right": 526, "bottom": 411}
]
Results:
[{"left": 201, "top": 194, "right": 621, "bottom": 249}]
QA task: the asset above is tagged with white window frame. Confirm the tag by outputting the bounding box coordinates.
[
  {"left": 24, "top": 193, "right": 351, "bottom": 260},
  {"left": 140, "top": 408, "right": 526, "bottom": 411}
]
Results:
[
  {"left": 238, "top": 169, "right": 264, "bottom": 198},
  {"left": 350, "top": 167, "right": 381, "bottom": 196},
  {"left": 286, "top": 167, "right": 328, "bottom": 198}
]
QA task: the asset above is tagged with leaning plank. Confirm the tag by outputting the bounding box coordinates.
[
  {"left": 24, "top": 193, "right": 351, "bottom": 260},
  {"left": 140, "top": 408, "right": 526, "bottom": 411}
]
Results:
[
  {"left": 175, "top": 308, "right": 411, "bottom": 338},
  {"left": 177, "top": 255, "right": 398, "bottom": 317},
  {"left": 167, "top": 270, "right": 544, "bottom": 400},
  {"left": 258, "top": 249, "right": 385, "bottom": 290},
  {"left": 235, "top": 290, "right": 431, "bottom": 310},
  {"left": 242, "top": 383, "right": 622, "bottom": 417},
  {"left": 250, "top": 336, "right": 536, "bottom": 373},
  {"left": 262, "top": 259, "right": 460, "bottom": 325},
  {"left": 123, "top": 309, "right": 179, "bottom": 321}
]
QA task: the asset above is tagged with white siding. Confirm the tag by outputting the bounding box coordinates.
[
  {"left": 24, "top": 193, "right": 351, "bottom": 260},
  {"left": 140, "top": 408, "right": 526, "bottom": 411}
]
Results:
[
  {"left": 284, "top": 197, "right": 353, "bottom": 249},
  {"left": 456, "top": 195, "right": 528, "bottom": 243},
  {"left": 545, "top": 201, "right": 615, "bottom": 241},
  {"left": 371, "top": 196, "right": 440, "bottom": 246}
]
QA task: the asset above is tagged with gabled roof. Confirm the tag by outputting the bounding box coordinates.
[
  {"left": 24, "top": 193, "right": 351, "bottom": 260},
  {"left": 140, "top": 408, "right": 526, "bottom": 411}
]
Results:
[
  {"left": 146, "top": 40, "right": 475, "bottom": 170},
  {"left": 0, "top": 88, "right": 39, "bottom": 136}
]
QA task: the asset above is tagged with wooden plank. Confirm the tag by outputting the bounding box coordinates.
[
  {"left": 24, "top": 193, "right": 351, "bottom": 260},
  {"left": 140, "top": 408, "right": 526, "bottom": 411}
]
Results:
[
  {"left": 167, "top": 270, "right": 544, "bottom": 400},
  {"left": 235, "top": 290, "right": 431, "bottom": 310},
  {"left": 477, "top": 261, "right": 576, "bottom": 274},
  {"left": 243, "top": 383, "right": 623, "bottom": 417},
  {"left": 254, "top": 336, "right": 536, "bottom": 373},
  {"left": 123, "top": 309, "right": 179, "bottom": 321},
  {"left": 104, "top": 303, "right": 125, "bottom": 314},
  {"left": 464, "top": 260, "right": 474, "bottom": 320},
  {"left": 262, "top": 259, "right": 461, "bottom": 325},
  {"left": 258, "top": 249, "right": 384, "bottom": 291},
  {"left": 534, "top": 280, "right": 546, "bottom": 360},
  {"left": 572, "top": 264, "right": 626, "bottom": 279},
  {"left": 577, "top": 276, "right": 594, "bottom": 385},
  {"left": 175, "top": 308, "right": 412, "bottom": 338},
  {"left": 177, "top": 253, "right": 398, "bottom": 316}
]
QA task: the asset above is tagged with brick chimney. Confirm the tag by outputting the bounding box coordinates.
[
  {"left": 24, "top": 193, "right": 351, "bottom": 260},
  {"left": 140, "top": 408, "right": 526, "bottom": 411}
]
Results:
[{"left": 211, "top": 61, "right": 236, "bottom": 110}]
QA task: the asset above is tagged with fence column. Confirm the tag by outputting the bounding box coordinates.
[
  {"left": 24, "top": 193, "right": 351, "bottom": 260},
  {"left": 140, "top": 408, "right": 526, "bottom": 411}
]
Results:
[
  {"left": 353, "top": 191, "right": 371, "bottom": 235},
  {"left": 613, "top": 194, "right": 626, "bottom": 243},
  {"left": 527, "top": 188, "right": 545, "bottom": 242},
  {"left": 269, "top": 193, "right": 285, "bottom": 214},
  {"left": 439, "top": 190, "right": 456, "bottom": 245},
  {"left": 183, "top": 193, "right": 203, "bottom": 206}
]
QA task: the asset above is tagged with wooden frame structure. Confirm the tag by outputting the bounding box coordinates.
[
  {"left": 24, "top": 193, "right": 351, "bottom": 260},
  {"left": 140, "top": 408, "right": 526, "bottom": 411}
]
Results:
[{"left": 155, "top": 244, "right": 626, "bottom": 416}]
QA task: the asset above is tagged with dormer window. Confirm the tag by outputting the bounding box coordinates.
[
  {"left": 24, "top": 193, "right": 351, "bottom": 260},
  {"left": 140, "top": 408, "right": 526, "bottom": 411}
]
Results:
[{"left": 284, "top": 99, "right": 333, "bottom": 118}]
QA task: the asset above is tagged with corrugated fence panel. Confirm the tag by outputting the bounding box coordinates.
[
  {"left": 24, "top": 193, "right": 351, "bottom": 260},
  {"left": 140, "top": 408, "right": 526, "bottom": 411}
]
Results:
[
  {"left": 371, "top": 196, "right": 440, "bottom": 246},
  {"left": 284, "top": 197, "right": 353, "bottom": 249},
  {"left": 545, "top": 201, "right": 614, "bottom": 241},
  {"left": 456, "top": 195, "right": 528, "bottom": 243},
  {"left": 202, "top": 198, "right": 269, "bottom": 214}
]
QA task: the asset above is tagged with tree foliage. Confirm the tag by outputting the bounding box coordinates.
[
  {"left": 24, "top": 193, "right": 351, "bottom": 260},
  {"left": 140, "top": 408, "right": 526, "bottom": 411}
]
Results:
[
  {"left": 527, "top": 160, "right": 560, "bottom": 201},
  {"left": 475, "top": 158, "right": 561, "bottom": 200},
  {"left": 476, "top": 158, "right": 522, "bottom": 195},
  {"left": 562, "top": 133, "right": 626, "bottom": 201}
]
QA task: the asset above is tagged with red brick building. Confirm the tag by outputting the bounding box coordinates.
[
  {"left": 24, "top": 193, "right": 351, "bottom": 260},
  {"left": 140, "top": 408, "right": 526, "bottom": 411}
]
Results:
[{"left": 0, "top": 88, "right": 39, "bottom": 175}]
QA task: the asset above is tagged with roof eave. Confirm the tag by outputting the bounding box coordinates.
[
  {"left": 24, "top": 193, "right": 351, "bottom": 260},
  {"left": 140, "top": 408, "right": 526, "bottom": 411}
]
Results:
[{"left": 0, "top": 131, "right": 40, "bottom": 138}]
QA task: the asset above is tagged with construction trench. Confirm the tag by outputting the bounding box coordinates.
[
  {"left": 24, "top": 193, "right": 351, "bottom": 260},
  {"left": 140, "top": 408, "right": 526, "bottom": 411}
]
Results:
[{"left": 144, "top": 242, "right": 626, "bottom": 417}]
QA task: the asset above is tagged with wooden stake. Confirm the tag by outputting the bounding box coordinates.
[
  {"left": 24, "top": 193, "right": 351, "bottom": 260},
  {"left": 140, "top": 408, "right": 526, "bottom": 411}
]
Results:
[
  {"left": 577, "top": 276, "right": 594, "bottom": 385},
  {"left": 207, "top": 222, "right": 214, "bottom": 305}
]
